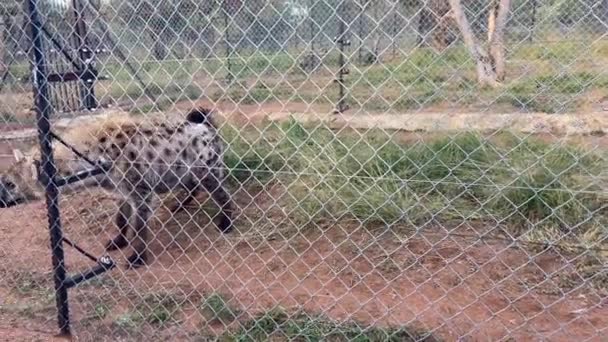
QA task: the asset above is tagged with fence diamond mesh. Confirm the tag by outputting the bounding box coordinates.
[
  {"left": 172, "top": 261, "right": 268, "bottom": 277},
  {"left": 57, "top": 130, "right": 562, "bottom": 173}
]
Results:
[{"left": 0, "top": 0, "right": 607, "bottom": 341}]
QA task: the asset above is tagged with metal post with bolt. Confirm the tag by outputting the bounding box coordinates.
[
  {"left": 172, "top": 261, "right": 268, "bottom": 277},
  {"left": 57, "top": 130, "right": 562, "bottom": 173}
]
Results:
[
  {"left": 26, "top": 0, "right": 117, "bottom": 336},
  {"left": 26, "top": 0, "right": 71, "bottom": 335}
]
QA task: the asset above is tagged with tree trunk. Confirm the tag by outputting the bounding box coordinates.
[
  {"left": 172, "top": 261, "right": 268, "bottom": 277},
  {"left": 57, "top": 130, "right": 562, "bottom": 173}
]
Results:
[
  {"left": 148, "top": 17, "right": 169, "bottom": 61},
  {"left": 391, "top": 9, "right": 398, "bottom": 58},
  {"left": 487, "top": 2, "right": 496, "bottom": 42},
  {"left": 417, "top": 7, "right": 430, "bottom": 46},
  {"left": 601, "top": 0, "right": 608, "bottom": 32},
  {"left": 448, "top": 0, "right": 499, "bottom": 87},
  {"left": 372, "top": 34, "right": 381, "bottom": 57},
  {"left": 151, "top": 40, "right": 169, "bottom": 60},
  {"left": 309, "top": 0, "right": 316, "bottom": 51},
  {"left": 488, "top": 0, "right": 510, "bottom": 81},
  {"left": 429, "top": 0, "right": 453, "bottom": 52},
  {"left": 357, "top": 13, "right": 364, "bottom": 63}
]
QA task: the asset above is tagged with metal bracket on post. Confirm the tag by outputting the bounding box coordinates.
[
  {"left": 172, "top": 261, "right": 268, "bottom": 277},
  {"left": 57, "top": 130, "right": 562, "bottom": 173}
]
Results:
[
  {"left": 63, "top": 255, "right": 115, "bottom": 289},
  {"left": 33, "top": 159, "right": 117, "bottom": 289}
]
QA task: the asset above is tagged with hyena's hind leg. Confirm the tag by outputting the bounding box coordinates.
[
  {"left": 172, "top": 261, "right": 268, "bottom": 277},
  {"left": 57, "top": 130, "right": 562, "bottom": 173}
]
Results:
[
  {"left": 168, "top": 187, "right": 200, "bottom": 213},
  {"left": 105, "top": 199, "right": 132, "bottom": 251},
  {"left": 126, "top": 192, "right": 155, "bottom": 269}
]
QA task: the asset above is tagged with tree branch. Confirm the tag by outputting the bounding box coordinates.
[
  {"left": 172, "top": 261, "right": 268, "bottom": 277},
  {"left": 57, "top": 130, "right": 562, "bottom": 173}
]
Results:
[{"left": 448, "top": 0, "right": 500, "bottom": 87}]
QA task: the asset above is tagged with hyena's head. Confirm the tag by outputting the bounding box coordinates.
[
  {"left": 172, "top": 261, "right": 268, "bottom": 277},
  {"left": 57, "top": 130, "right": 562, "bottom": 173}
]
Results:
[{"left": 0, "top": 149, "right": 44, "bottom": 208}]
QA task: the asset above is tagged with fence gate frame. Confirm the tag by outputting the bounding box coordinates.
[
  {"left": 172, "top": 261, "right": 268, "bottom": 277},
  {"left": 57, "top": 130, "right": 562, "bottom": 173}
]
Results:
[
  {"left": 36, "top": 0, "right": 99, "bottom": 114},
  {"left": 26, "top": 0, "right": 115, "bottom": 337}
]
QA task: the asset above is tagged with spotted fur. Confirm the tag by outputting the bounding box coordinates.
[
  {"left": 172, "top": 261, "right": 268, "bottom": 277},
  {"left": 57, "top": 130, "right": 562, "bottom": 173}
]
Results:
[{"left": 0, "top": 108, "right": 234, "bottom": 268}]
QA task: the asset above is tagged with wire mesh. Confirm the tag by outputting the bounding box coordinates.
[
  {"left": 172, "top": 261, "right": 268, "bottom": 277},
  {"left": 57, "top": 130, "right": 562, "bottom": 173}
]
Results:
[{"left": 1, "top": 0, "right": 607, "bottom": 340}]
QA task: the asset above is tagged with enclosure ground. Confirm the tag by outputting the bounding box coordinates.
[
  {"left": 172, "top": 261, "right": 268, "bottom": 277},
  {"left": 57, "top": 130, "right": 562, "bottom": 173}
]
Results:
[
  {"left": 2, "top": 136, "right": 608, "bottom": 341},
  {"left": 0, "top": 190, "right": 607, "bottom": 341},
  {"left": 1, "top": 107, "right": 607, "bottom": 341}
]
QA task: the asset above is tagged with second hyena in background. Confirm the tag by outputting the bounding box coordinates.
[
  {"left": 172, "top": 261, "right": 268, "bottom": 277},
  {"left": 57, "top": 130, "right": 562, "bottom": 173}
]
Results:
[{"left": 0, "top": 107, "right": 234, "bottom": 268}]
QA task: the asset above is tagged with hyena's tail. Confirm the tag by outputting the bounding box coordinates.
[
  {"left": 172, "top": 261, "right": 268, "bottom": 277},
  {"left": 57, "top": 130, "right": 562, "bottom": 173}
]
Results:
[{"left": 185, "top": 107, "right": 213, "bottom": 125}]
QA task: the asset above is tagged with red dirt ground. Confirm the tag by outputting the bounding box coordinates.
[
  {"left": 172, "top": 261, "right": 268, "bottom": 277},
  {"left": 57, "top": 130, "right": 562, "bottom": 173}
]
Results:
[
  {"left": 1, "top": 108, "right": 607, "bottom": 341},
  {"left": 0, "top": 180, "right": 607, "bottom": 341}
]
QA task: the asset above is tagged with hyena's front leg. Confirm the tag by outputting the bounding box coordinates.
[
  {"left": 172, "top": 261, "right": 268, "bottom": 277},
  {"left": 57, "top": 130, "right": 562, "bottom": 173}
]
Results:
[
  {"left": 105, "top": 199, "right": 132, "bottom": 251},
  {"left": 202, "top": 176, "right": 234, "bottom": 233},
  {"left": 126, "top": 193, "right": 154, "bottom": 269}
]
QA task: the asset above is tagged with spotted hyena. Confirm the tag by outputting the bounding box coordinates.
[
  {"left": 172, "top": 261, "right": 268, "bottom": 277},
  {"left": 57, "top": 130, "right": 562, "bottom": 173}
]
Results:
[{"left": 0, "top": 107, "right": 234, "bottom": 268}]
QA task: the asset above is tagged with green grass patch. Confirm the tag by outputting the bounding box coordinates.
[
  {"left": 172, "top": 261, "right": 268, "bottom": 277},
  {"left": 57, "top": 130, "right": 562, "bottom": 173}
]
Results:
[
  {"left": 223, "top": 119, "right": 607, "bottom": 252},
  {"left": 222, "top": 121, "right": 292, "bottom": 184},
  {"left": 200, "top": 293, "right": 241, "bottom": 324},
  {"left": 218, "top": 308, "right": 439, "bottom": 342}
]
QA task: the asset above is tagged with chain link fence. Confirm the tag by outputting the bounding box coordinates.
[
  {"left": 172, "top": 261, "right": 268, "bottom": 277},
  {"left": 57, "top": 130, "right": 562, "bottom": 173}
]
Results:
[{"left": 0, "top": 0, "right": 607, "bottom": 340}]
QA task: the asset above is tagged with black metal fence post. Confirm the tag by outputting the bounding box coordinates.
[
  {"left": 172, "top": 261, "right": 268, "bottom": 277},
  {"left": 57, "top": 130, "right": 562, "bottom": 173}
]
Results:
[
  {"left": 27, "top": 0, "right": 71, "bottom": 336},
  {"left": 334, "top": 14, "right": 350, "bottom": 114}
]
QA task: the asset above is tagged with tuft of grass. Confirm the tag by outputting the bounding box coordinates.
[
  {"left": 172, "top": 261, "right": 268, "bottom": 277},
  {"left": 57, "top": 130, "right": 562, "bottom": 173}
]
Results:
[
  {"left": 494, "top": 93, "right": 560, "bottom": 114},
  {"left": 200, "top": 293, "right": 240, "bottom": 324},
  {"left": 94, "top": 303, "right": 110, "bottom": 320},
  {"left": 221, "top": 80, "right": 298, "bottom": 106},
  {"left": 0, "top": 271, "right": 55, "bottom": 319},
  {"left": 8, "top": 271, "right": 52, "bottom": 297},
  {"left": 81, "top": 302, "right": 113, "bottom": 327},
  {"left": 497, "top": 71, "right": 608, "bottom": 114},
  {"left": 219, "top": 308, "right": 439, "bottom": 342},
  {"left": 114, "top": 312, "right": 142, "bottom": 329},
  {"left": 142, "top": 293, "right": 182, "bottom": 325},
  {"left": 222, "top": 121, "right": 290, "bottom": 184},
  {"left": 116, "top": 292, "right": 184, "bottom": 327}
]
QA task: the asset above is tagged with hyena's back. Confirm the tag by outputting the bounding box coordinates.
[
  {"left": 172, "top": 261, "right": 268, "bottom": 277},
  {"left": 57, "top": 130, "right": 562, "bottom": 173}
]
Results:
[{"left": 78, "top": 109, "right": 224, "bottom": 193}]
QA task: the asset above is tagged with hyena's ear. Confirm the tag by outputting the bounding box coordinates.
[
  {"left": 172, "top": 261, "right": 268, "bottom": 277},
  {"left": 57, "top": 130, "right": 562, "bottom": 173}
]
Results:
[
  {"left": 12, "top": 149, "right": 25, "bottom": 163},
  {"left": 30, "top": 161, "right": 39, "bottom": 181}
]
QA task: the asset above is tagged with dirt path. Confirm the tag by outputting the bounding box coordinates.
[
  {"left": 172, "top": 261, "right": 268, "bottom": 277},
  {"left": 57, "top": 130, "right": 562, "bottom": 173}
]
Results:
[{"left": 4, "top": 100, "right": 607, "bottom": 140}]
